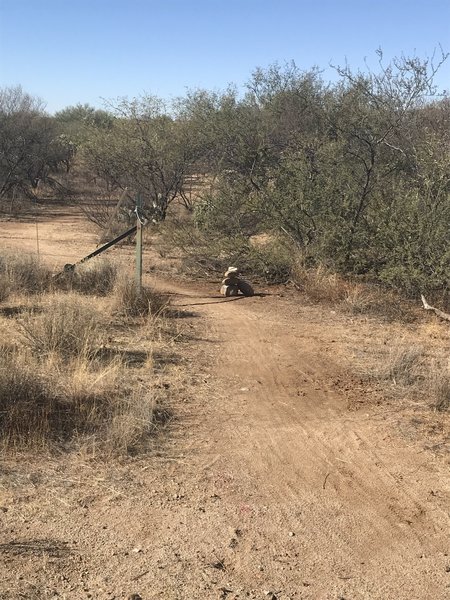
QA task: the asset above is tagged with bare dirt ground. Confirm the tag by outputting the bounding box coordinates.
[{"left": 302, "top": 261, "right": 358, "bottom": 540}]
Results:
[{"left": 1, "top": 203, "right": 449, "bottom": 599}]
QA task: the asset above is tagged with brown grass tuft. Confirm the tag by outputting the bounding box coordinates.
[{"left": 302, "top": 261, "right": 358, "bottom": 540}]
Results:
[
  {"left": 429, "top": 369, "right": 450, "bottom": 412},
  {"left": 291, "top": 264, "right": 418, "bottom": 322},
  {"left": 0, "top": 252, "right": 52, "bottom": 294},
  {"left": 0, "top": 345, "right": 56, "bottom": 445},
  {"left": 18, "top": 294, "right": 103, "bottom": 359},
  {"left": 56, "top": 258, "right": 119, "bottom": 296},
  {"left": 113, "top": 276, "right": 168, "bottom": 317},
  {"left": 376, "top": 343, "right": 424, "bottom": 386},
  {"left": 0, "top": 246, "right": 179, "bottom": 455},
  {"left": 342, "top": 284, "right": 377, "bottom": 314},
  {"left": 107, "top": 385, "right": 159, "bottom": 455},
  {"left": 292, "top": 264, "right": 348, "bottom": 303},
  {"left": 0, "top": 272, "right": 11, "bottom": 302},
  {"left": 0, "top": 338, "right": 159, "bottom": 452}
]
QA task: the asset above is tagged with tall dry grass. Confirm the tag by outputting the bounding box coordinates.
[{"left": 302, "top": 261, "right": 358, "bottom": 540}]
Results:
[
  {"left": 428, "top": 363, "right": 450, "bottom": 412},
  {"left": 107, "top": 385, "right": 159, "bottom": 454},
  {"left": 360, "top": 337, "right": 450, "bottom": 412},
  {"left": 0, "top": 343, "right": 128, "bottom": 448},
  {"left": 57, "top": 258, "right": 119, "bottom": 296},
  {"left": 379, "top": 344, "right": 424, "bottom": 386},
  {"left": 18, "top": 293, "right": 103, "bottom": 359},
  {"left": 0, "top": 288, "right": 166, "bottom": 453},
  {"left": 0, "top": 272, "right": 10, "bottom": 302},
  {"left": 291, "top": 263, "right": 418, "bottom": 321},
  {"left": 433, "top": 375, "right": 450, "bottom": 411},
  {"left": 0, "top": 250, "right": 120, "bottom": 300},
  {"left": 0, "top": 252, "right": 52, "bottom": 298},
  {"left": 112, "top": 275, "right": 168, "bottom": 317},
  {"left": 0, "top": 344, "right": 55, "bottom": 445}
]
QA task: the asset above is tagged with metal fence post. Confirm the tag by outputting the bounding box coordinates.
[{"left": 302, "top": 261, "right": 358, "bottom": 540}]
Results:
[{"left": 135, "top": 194, "right": 143, "bottom": 294}]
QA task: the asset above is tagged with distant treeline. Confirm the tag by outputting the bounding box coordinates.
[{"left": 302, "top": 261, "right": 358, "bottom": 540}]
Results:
[{"left": 1, "top": 51, "right": 449, "bottom": 302}]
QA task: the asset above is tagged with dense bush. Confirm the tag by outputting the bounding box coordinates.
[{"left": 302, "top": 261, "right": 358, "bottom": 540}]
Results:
[{"left": 184, "top": 55, "right": 449, "bottom": 306}]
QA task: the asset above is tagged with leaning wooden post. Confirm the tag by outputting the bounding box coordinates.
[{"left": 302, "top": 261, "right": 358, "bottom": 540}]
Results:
[{"left": 135, "top": 194, "right": 143, "bottom": 295}]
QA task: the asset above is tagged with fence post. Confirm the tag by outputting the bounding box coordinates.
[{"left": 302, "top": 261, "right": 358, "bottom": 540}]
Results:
[
  {"left": 135, "top": 194, "right": 143, "bottom": 294},
  {"left": 34, "top": 196, "right": 40, "bottom": 263}
]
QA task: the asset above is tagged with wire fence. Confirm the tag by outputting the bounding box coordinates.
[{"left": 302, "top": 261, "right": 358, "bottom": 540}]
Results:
[
  {"left": 1, "top": 203, "right": 140, "bottom": 279},
  {"left": 0, "top": 233, "right": 136, "bottom": 265}
]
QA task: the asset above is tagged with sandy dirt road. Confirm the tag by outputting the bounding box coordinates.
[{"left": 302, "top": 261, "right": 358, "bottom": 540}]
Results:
[
  {"left": 0, "top": 213, "right": 449, "bottom": 599},
  {"left": 142, "top": 279, "right": 449, "bottom": 600}
]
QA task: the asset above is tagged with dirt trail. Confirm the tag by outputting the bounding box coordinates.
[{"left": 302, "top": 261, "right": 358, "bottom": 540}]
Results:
[
  {"left": 145, "top": 279, "right": 449, "bottom": 599},
  {"left": 1, "top": 213, "right": 449, "bottom": 599}
]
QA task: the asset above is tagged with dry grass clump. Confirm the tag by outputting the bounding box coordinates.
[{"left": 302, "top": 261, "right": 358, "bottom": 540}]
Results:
[
  {"left": 107, "top": 386, "right": 159, "bottom": 455},
  {"left": 434, "top": 376, "right": 450, "bottom": 411},
  {"left": 18, "top": 294, "right": 103, "bottom": 359},
  {"left": 292, "top": 264, "right": 348, "bottom": 303},
  {"left": 0, "top": 289, "right": 167, "bottom": 453},
  {"left": 388, "top": 346, "right": 424, "bottom": 386},
  {"left": 54, "top": 356, "right": 123, "bottom": 436},
  {"left": 342, "top": 284, "right": 378, "bottom": 314},
  {"left": 428, "top": 367, "right": 450, "bottom": 412},
  {"left": 113, "top": 276, "right": 168, "bottom": 317},
  {"left": 0, "top": 252, "right": 52, "bottom": 296},
  {"left": 376, "top": 343, "right": 424, "bottom": 386},
  {"left": 0, "top": 251, "right": 119, "bottom": 300},
  {"left": 0, "top": 345, "right": 56, "bottom": 444},
  {"left": 0, "top": 345, "right": 125, "bottom": 447},
  {"left": 0, "top": 293, "right": 110, "bottom": 447},
  {"left": 291, "top": 263, "right": 418, "bottom": 322},
  {"left": 0, "top": 335, "right": 158, "bottom": 452},
  {"left": 342, "top": 284, "right": 418, "bottom": 322},
  {"left": 0, "top": 272, "right": 11, "bottom": 302},
  {"left": 57, "top": 258, "right": 119, "bottom": 296}
]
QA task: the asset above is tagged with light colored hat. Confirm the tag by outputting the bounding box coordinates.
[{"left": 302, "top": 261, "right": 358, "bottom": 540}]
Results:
[{"left": 224, "top": 266, "right": 240, "bottom": 278}]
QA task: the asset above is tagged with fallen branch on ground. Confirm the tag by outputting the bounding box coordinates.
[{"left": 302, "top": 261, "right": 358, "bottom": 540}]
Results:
[{"left": 420, "top": 295, "right": 450, "bottom": 322}]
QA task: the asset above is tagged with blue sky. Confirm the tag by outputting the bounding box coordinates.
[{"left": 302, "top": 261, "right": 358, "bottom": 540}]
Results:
[{"left": 0, "top": 0, "right": 449, "bottom": 114}]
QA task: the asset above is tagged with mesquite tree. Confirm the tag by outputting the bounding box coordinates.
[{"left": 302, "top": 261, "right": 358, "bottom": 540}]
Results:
[
  {"left": 82, "top": 95, "right": 204, "bottom": 221},
  {"left": 0, "top": 86, "right": 73, "bottom": 203}
]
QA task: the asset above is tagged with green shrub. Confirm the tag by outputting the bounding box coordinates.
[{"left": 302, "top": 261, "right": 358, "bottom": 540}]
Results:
[{"left": 172, "top": 223, "right": 295, "bottom": 284}]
